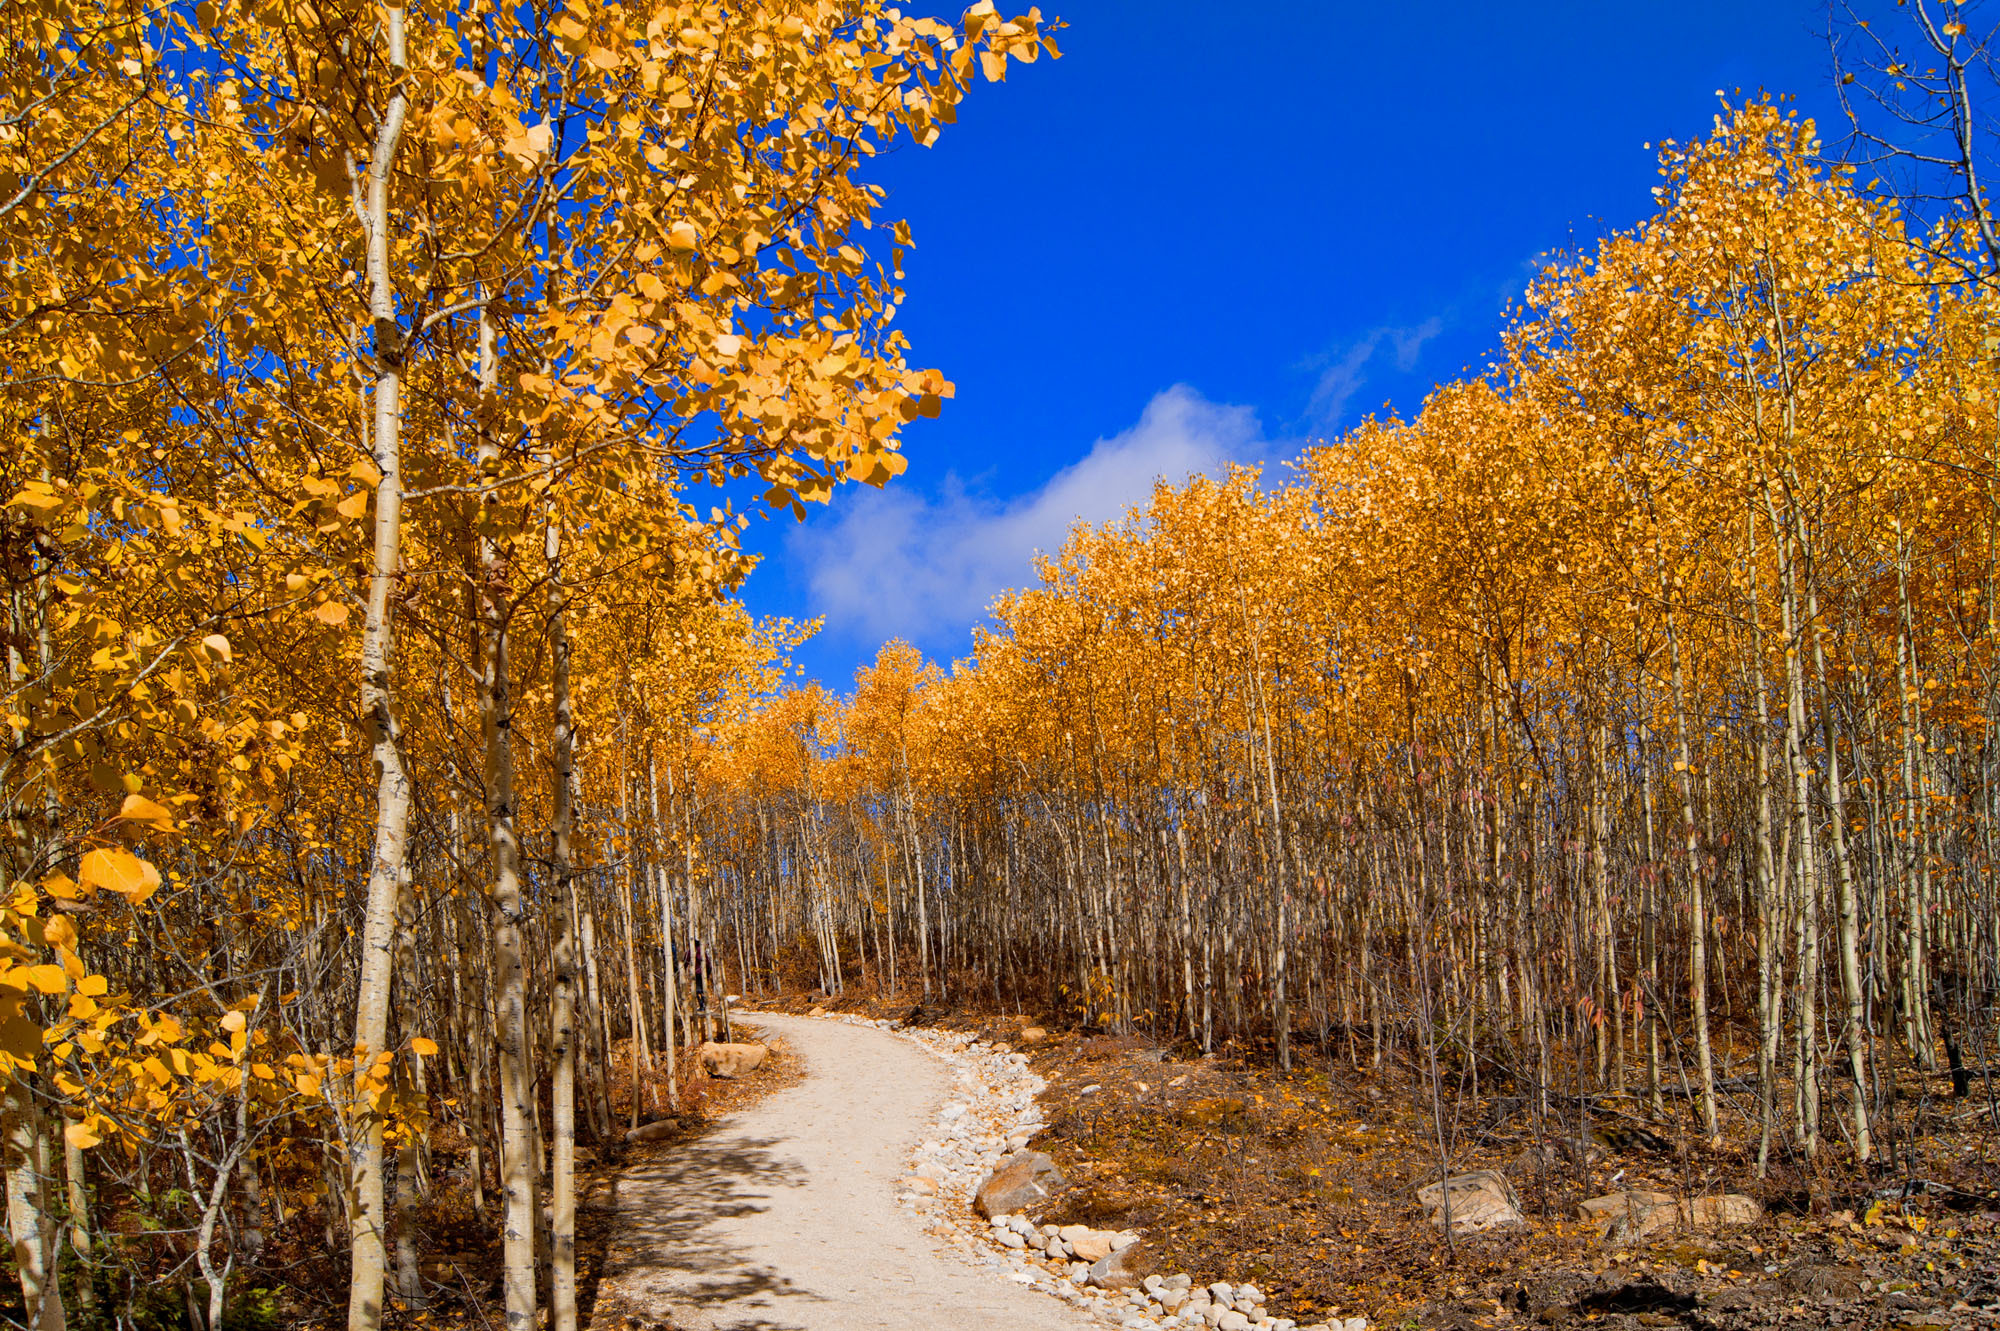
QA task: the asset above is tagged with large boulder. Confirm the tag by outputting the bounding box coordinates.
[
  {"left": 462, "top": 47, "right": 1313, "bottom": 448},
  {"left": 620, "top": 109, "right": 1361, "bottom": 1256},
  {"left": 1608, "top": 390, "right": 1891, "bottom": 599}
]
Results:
[
  {"left": 974, "top": 1149, "right": 1066, "bottom": 1219},
  {"left": 1061, "top": 1225, "right": 1118, "bottom": 1262},
  {"left": 697, "top": 1041, "right": 769, "bottom": 1079},
  {"left": 1087, "top": 1239, "right": 1154, "bottom": 1290},
  {"left": 1685, "top": 1193, "right": 1762, "bottom": 1229},
  {"left": 1578, "top": 1190, "right": 1763, "bottom": 1242},
  {"left": 1416, "top": 1169, "right": 1524, "bottom": 1234},
  {"left": 1579, "top": 1189, "right": 1680, "bottom": 1241},
  {"left": 623, "top": 1117, "right": 683, "bottom": 1144}
]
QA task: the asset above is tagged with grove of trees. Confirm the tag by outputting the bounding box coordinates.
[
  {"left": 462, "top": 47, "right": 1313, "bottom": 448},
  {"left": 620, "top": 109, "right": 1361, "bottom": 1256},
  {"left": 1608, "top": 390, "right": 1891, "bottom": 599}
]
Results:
[
  {"left": 685, "top": 100, "right": 2000, "bottom": 1200},
  {"left": 3, "top": 1, "right": 1053, "bottom": 1327},
  {"left": 15, "top": 2, "right": 2000, "bottom": 1329}
]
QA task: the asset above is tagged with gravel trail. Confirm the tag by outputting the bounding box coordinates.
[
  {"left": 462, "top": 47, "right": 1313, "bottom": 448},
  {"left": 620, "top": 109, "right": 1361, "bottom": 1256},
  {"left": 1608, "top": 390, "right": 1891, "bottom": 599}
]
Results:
[{"left": 589, "top": 1012, "right": 1096, "bottom": 1331}]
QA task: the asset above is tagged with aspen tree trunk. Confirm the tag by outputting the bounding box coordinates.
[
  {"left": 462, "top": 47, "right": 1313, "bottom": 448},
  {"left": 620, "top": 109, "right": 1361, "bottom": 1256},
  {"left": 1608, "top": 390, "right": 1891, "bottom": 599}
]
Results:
[
  {"left": 4, "top": 1072, "right": 62, "bottom": 1331},
  {"left": 1892, "top": 527, "right": 1935, "bottom": 1066},
  {"left": 617, "top": 728, "right": 650, "bottom": 1122},
  {"left": 1664, "top": 593, "right": 1719, "bottom": 1141},
  {"left": 1747, "top": 506, "right": 1786, "bottom": 1176},
  {"left": 547, "top": 501, "right": 579, "bottom": 1331},
  {"left": 61, "top": 1131, "right": 90, "bottom": 1317},
  {"left": 1638, "top": 718, "right": 1665, "bottom": 1117},
  {"left": 1589, "top": 714, "right": 1618, "bottom": 1091},
  {"left": 1768, "top": 484, "right": 1822, "bottom": 1154},
  {"left": 392, "top": 870, "right": 423, "bottom": 1310},
  {"left": 346, "top": 11, "right": 413, "bottom": 1325},
  {"left": 579, "top": 908, "right": 615, "bottom": 1137},
  {"left": 910, "top": 796, "right": 932, "bottom": 998},
  {"left": 655, "top": 863, "right": 682, "bottom": 1108},
  {"left": 4, "top": 545, "right": 61, "bottom": 1331},
  {"left": 474, "top": 304, "right": 536, "bottom": 1331},
  {"left": 1260, "top": 686, "right": 1290, "bottom": 1070},
  {"left": 1807, "top": 580, "right": 1872, "bottom": 1161},
  {"left": 652, "top": 756, "right": 684, "bottom": 1102}
]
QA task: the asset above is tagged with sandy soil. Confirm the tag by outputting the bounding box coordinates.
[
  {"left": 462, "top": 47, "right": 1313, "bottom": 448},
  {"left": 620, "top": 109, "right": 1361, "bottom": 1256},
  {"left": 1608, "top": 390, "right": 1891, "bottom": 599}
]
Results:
[{"left": 588, "top": 1012, "right": 1097, "bottom": 1331}]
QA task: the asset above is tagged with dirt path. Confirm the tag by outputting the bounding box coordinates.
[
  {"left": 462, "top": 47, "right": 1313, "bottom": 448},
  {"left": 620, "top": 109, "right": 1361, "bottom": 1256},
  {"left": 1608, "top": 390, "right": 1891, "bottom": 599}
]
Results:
[{"left": 588, "top": 1012, "right": 1097, "bottom": 1331}]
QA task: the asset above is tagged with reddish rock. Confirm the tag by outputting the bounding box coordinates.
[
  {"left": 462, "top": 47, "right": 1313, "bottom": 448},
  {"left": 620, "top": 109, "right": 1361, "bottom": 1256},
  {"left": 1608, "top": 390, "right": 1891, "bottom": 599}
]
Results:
[
  {"left": 1416, "top": 1170, "right": 1524, "bottom": 1234},
  {"left": 698, "top": 1041, "right": 769, "bottom": 1078},
  {"left": 974, "top": 1149, "right": 1066, "bottom": 1219},
  {"left": 1088, "top": 1240, "right": 1155, "bottom": 1290}
]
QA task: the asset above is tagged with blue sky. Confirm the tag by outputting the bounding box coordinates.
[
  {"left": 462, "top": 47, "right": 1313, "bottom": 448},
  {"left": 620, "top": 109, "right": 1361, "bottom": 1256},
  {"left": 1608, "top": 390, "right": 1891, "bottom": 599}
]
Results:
[{"left": 740, "top": 1, "right": 1844, "bottom": 691}]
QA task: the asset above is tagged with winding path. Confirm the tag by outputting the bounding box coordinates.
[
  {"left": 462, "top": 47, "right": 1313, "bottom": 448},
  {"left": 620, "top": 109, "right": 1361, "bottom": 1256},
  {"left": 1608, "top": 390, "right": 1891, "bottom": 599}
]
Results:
[{"left": 588, "top": 1012, "right": 1096, "bottom": 1331}]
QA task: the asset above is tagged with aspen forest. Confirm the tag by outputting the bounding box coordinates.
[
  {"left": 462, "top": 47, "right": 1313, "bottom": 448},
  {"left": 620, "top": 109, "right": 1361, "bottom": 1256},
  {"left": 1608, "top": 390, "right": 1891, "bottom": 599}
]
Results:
[
  {"left": 11, "top": 1, "right": 2000, "bottom": 1330},
  {"left": 732, "top": 97, "right": 2000, "bottom": 1163},
  {"left": 4, "top": 1, "right": 1053, "bottom": 1327}
]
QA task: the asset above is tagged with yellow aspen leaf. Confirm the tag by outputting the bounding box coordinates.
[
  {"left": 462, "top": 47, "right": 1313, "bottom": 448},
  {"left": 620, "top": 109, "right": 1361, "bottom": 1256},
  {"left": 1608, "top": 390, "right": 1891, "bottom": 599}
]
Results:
[
  {"left": 78, "top": 848, "right": 162, "bottom": 903},
  {"left": 411, "top": 1036, "right": 439, "bottom": 1057},
  {"left": 198, "top": 633, "right": 231, "bottom": 663},
  {"left": 335, "top": 491, "right": 369, "bottom": 520},
  {"left": 313, "top": 601, "right": 351, "bottom": 626},
  {"left": 117, "top": 793, "right": 175, "bottom": 832},
  {"left": 64, "top": 1120, "right": 101, "bottom": 1150},
  {"left": 20, "top": 966, "right": 66, "bottom": 995},
  {"left": 0, "top": 998, "right": 35, "bottom": 1063},
  {"left": 75, "top": 975, "right": 107, "bottom": 997}
]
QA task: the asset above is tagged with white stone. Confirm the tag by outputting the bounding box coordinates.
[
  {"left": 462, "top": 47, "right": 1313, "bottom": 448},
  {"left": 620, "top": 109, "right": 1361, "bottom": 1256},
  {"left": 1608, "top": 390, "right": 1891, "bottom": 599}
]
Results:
[
  {"left": 997, "top": 1230, "right": 1026, "bottom": 1249},
  {"left": 1218, "top": 1313, "right": 1252, "bottom": 1331}
]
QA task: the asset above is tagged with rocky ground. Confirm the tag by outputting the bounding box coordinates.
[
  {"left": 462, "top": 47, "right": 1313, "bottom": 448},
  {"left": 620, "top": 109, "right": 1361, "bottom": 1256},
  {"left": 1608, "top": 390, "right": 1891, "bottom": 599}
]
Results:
[
  {"left": 760, "top": 990, "right": 2000, "bottom": 1331},
  {"left": 806, "top": 1008, "right": 1363, "bottom": 1331}
]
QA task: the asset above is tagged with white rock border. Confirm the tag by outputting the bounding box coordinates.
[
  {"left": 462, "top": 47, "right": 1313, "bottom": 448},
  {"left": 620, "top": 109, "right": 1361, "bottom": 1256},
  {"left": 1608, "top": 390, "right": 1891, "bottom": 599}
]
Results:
[{"left": 812, "top": 1013, "right": 1367, "bottom": 1331}]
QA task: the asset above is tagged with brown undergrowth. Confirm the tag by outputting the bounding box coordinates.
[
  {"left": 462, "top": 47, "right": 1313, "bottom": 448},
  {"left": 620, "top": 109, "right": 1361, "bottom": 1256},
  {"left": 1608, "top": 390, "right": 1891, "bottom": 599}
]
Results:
[
  {"left": 760, "top": 981, "right": 2000, "bottom": 1329},
  {"left": 261, "top": 1029, "right": 804, "bottom": 1331}
]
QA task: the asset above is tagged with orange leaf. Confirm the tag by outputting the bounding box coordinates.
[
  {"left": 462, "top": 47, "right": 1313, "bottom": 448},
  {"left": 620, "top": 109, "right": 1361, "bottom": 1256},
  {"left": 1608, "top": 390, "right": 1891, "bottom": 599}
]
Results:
[
  {"left": 117, "top": 793, "right": 175, "bottom": 833},
  {"left": 78, "top": 848, "right": 161, "bottom": 904}
]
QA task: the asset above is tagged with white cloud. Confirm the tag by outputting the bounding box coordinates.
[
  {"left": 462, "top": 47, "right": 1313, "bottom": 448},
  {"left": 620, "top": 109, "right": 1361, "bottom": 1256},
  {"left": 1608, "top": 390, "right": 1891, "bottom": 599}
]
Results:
[
  {"left": 1306, "top": 316, "right": 1443, "bottom": 426},
  {"left": 791, "top": 385, "right": 1270, "bottom": 651}
]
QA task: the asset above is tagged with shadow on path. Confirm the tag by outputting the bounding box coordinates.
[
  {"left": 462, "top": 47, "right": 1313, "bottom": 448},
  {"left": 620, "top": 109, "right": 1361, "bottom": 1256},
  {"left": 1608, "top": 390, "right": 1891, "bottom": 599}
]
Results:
[{"left": 592, "top": 1128, "right": 819, "bottom": 1329}]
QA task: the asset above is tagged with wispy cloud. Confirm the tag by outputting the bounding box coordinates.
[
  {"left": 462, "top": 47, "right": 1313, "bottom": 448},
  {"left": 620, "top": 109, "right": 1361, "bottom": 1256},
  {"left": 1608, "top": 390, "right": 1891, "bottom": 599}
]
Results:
[
  {"left": 790, "top": 385, "right": 1272, "bottom": 653},
  {"left": 1304, "top": 316, "right": 1444, "bottom": 426}
]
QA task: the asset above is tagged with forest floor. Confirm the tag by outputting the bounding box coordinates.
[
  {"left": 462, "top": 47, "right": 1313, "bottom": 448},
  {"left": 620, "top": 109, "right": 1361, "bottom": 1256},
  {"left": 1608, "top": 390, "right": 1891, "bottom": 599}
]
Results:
[
  {"left": 277, "top": 1031, "right": 809, "bottom": 1330},
  {"left": 756, "top": 985, "right": 2000, "bottom": 1331}
]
